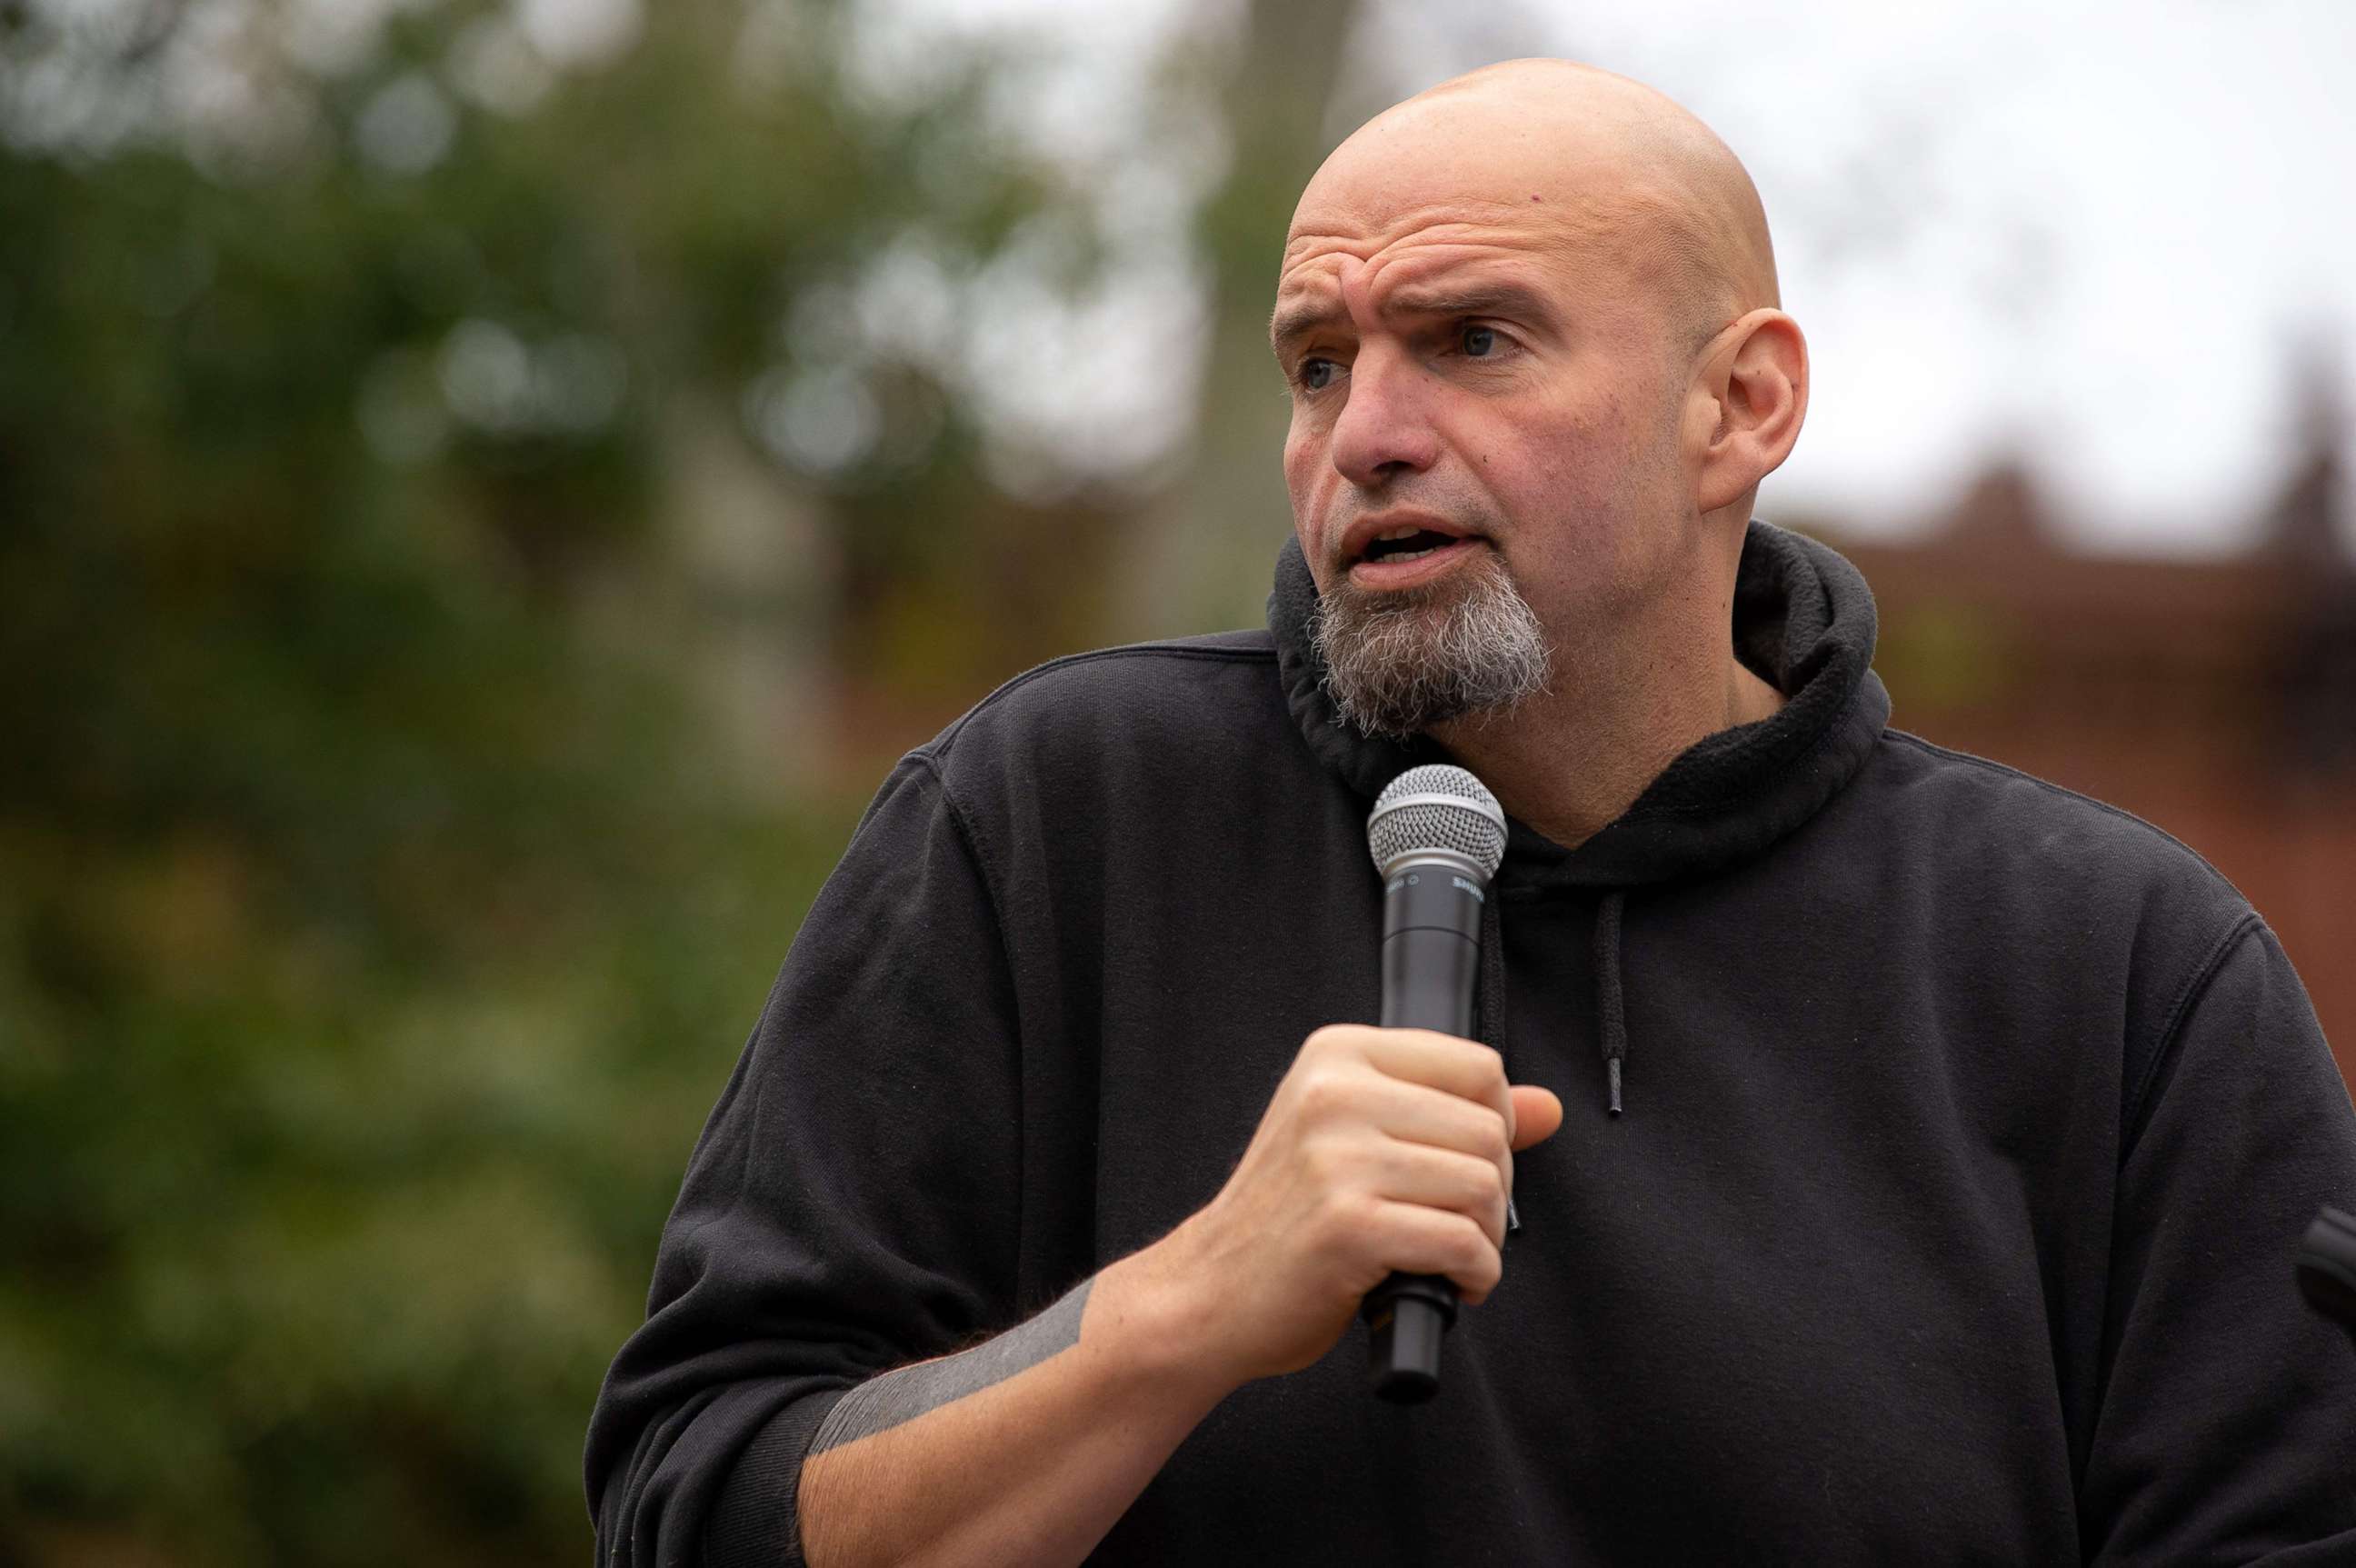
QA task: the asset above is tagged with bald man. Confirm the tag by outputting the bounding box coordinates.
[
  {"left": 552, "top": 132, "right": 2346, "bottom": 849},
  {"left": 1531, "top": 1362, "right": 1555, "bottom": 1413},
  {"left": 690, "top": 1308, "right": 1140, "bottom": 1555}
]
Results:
[{"left": 589, "top": 62, "right": 2356, "bottom": 1566}]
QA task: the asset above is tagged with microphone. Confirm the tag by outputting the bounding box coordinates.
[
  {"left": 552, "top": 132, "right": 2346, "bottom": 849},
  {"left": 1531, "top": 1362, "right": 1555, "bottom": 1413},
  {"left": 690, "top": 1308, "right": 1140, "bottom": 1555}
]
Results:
[{"left": 1361, "top": 763, "right": 1509, "bottom": 1403}]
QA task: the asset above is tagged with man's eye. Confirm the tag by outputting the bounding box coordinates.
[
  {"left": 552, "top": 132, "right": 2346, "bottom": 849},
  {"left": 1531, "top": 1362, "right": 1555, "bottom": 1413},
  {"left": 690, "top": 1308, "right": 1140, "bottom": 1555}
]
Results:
[
  {"left": 1461, "top": 325, "right": 1498, "bottom": 357},
  {"left": 1297, "top": 358, "right": 1339, "bottom": 392}
]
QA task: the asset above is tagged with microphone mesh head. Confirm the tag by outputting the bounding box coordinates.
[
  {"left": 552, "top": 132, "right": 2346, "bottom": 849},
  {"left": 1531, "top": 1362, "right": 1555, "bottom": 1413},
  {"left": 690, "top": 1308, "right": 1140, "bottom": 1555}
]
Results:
[{"left": 1368, "top": 764, "right": 1507, "bottom": 881}]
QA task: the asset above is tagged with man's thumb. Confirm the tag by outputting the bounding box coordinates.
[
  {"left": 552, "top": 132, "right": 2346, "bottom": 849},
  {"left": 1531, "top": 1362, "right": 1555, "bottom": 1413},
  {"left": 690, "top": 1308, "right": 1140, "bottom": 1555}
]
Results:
[{"left": 1508, "top": 1084, "right": 1564, "bottom": 1151}]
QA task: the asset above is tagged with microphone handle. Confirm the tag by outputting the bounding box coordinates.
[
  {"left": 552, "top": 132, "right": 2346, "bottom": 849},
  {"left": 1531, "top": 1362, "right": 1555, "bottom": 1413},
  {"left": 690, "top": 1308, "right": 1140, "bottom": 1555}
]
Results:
[{"left": 1363, "top": 869, "right": 1484, "bottom": 1403}]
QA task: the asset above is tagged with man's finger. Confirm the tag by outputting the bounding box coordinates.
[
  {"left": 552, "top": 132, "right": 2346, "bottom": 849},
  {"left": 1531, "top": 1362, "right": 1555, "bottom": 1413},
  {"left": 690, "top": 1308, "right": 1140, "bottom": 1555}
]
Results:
[
  {"left": 1508, "top": 1084, "right": 1563, "bottom": 1152},
  {"left": 1357, "top": 1027, "right": 1510, "bottom": 1109}
]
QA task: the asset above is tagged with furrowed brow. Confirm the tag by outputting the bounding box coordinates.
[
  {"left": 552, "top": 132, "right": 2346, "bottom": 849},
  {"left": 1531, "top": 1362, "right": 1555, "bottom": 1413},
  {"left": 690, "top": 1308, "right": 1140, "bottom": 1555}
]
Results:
[
  {"left": 1269, "top": 298, "right": 1340, "bottom": 363},
  {"left": 1380, "top": 280, "right": 1552, "bottom": 326},
  {"left": 1269, "top": 279, "right": 1551, "bottom": 361}
]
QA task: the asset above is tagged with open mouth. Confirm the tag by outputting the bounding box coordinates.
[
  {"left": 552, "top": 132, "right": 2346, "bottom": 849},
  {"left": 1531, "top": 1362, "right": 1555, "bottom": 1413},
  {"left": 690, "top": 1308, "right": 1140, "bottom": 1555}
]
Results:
[{"left": 1356, "top": 527, "right": 1463, "bottom": 566}]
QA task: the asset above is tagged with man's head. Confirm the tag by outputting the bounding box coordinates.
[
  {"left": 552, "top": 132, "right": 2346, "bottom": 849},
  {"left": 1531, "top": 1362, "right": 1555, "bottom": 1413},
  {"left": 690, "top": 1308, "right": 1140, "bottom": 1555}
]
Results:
[{"left": 1273, "top": 59, "right": 1806, "bottom": 739}]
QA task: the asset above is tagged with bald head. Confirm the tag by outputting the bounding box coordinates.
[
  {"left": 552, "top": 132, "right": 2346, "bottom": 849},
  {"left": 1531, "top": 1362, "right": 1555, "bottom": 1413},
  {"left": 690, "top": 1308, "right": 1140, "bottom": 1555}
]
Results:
[{"left": 1284, "top": 59, "right": 1778, "bottom": 359}]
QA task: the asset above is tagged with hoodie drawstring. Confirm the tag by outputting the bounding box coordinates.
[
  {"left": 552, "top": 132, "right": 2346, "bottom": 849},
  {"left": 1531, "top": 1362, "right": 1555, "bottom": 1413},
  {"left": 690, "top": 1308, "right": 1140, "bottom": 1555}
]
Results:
[
  {"left": 1593, "top": 890, "right": 1629, "bottom": 1116},
  {"left": 1478, "top": 887, "right": 1631, "bottom": 1232}
]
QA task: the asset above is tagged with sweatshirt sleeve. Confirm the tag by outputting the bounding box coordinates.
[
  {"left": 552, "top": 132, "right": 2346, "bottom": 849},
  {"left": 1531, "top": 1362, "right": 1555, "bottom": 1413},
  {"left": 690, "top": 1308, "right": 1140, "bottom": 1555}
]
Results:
[
  {"left": 2081, "top": 916, "right": 2356, "bottom": 1565},
  {"left": 584, "top": 754, "right": 1025, "bottom": 1567}
]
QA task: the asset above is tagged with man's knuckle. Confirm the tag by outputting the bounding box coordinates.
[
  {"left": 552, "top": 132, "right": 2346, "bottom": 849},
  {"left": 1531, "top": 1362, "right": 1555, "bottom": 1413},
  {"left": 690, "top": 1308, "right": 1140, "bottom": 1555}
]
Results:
[{"left": 1295, "top": 1070, "right": 1355, "bottom": 1123}]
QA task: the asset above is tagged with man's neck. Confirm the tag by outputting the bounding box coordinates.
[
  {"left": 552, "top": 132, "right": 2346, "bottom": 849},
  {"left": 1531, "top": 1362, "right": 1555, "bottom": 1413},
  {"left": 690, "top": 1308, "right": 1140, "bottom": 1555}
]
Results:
[{"left": 1428, "top": 649, "right": 1783, "bottom": 851}]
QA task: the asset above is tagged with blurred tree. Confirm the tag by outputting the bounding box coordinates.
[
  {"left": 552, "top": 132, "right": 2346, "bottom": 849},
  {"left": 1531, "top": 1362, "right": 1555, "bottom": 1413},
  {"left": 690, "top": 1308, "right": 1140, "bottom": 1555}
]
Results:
[
  {"left": 0, "top": 0, "right": 1198, "bottom": 1562},
  {"left": 1117, "top": 0, "right": 1363, "bottom": 640}
]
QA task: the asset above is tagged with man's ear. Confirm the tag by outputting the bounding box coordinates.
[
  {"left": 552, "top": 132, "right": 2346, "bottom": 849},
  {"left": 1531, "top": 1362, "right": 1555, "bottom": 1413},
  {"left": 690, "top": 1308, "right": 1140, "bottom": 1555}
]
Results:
[{"left": 1694, "top": 309, "right": 1808, "bottom": 518}]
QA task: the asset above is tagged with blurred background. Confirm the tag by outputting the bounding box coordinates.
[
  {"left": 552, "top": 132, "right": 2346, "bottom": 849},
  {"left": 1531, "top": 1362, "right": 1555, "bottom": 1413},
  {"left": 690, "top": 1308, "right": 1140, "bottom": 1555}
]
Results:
[{"left": 4, "top": 0, "right": 2351, "bottom": 1562}]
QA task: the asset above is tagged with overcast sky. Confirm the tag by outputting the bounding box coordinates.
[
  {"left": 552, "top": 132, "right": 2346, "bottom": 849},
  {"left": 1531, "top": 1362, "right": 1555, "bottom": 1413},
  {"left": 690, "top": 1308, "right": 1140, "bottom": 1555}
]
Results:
[{"left": 878, "top": 0, "right": 2356, "bottom": 556}]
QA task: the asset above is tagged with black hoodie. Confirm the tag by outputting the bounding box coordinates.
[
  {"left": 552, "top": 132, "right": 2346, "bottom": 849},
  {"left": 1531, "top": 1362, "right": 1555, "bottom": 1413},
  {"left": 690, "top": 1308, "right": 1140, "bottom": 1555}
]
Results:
[{"left": 588, "top": 523, "right": 2356, "bottom": 1565}]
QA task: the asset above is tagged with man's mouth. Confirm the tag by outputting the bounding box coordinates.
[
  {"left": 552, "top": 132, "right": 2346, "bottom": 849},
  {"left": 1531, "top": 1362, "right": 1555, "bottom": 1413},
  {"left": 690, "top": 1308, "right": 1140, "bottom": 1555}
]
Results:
[
  {"left": 1341, "top": 518, "right": 1486, "bottom": 590},
  {"left": 1358, "top": 526, "right": 1462, "bottom": 565}
]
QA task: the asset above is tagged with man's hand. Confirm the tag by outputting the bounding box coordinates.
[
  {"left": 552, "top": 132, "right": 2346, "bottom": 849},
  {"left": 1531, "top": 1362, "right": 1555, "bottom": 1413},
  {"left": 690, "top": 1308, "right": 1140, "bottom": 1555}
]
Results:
[
  {"left": 792, "top": 1028, "right": 1562, "bottom": 1568},
  {"left": 1123, "top": 1025, "right": 1565, "bottom": 1391}
]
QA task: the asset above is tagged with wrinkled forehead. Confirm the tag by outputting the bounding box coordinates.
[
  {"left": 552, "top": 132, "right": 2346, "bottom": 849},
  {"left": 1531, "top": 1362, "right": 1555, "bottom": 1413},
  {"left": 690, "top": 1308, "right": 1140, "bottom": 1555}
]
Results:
[
  {"left": 1280, "top": 185, "right": 1665, "bottom": 290},
  {"left": 1275, "top": 143, "right": 1693, "bottom": 336}
]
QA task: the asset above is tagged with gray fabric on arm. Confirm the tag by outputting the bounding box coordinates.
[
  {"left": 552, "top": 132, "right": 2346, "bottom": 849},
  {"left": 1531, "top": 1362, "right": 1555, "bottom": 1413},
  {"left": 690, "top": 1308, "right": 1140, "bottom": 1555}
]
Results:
[{"left": 807, "top": 1277, "right": 1095, "bottom": 1458}]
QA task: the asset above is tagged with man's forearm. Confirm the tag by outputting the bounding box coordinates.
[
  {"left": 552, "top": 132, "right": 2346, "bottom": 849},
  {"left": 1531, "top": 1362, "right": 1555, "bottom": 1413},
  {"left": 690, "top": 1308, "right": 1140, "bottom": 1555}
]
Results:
[{"left": 795, "top": 1244, "right": 1235, "bottom": 1568}]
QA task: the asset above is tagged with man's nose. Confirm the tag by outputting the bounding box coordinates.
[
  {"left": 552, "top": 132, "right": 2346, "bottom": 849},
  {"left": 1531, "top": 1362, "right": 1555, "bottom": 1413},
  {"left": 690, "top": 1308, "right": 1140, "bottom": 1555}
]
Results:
[{"left": 1327, "top": 346, "right": 1441, "bottom": 487}]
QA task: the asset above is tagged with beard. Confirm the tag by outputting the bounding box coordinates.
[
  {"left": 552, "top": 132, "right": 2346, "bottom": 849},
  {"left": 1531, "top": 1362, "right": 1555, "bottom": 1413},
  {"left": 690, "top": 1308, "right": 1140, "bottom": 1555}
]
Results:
[{"left": 1309, "top": 546, "right": 1551, "bottom": 741}]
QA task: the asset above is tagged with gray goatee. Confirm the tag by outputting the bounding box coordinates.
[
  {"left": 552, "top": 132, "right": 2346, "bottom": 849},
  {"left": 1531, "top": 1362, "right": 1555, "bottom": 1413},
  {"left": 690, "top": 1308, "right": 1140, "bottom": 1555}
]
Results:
[{"left": 1311, "top": 550, "right": 1550, "bottom": 740}]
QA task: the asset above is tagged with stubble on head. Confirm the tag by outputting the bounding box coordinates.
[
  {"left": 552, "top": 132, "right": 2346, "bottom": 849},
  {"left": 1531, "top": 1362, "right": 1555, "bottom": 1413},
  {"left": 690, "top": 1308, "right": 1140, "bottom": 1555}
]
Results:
[{"left": 1309, "top": 548, "right": 1552, "bottom": 741}]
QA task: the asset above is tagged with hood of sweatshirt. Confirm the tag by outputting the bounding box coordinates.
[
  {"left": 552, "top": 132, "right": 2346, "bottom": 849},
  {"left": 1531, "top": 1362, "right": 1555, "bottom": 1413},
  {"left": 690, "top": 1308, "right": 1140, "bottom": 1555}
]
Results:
[
  {"left": 1268, "top": 518, "right": 1890, "bottom": 891},
  {"left": 1268, "top": 520, "right": 1891, "bottom": 1116}
]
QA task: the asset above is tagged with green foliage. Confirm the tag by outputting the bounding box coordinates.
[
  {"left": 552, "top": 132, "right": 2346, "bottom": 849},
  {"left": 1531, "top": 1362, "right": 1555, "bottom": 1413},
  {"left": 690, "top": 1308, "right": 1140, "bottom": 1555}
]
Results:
[{"left": 0, "top": 2, "right": 1096, "bottom": 1562}]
